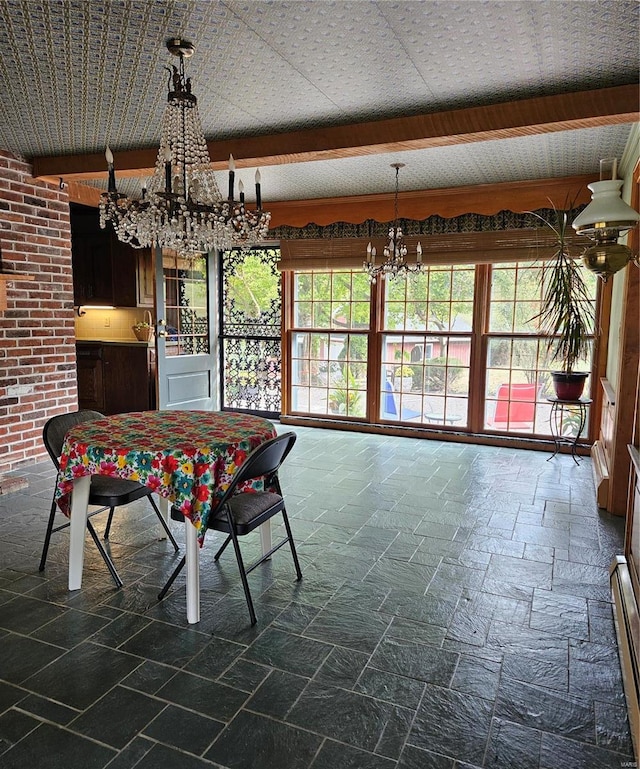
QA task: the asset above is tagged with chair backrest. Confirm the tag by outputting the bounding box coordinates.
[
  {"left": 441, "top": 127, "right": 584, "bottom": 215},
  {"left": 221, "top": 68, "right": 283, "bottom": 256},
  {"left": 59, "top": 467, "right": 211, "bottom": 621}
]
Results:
[
  {"left": 222, "top": 432, "right": 297, "bottom": 502},
  {"left": 42, "top": 410, "right": 104, "bottom": 468},
  {"left": 493, "top": 383, "right": 537, "bottom": 424}
]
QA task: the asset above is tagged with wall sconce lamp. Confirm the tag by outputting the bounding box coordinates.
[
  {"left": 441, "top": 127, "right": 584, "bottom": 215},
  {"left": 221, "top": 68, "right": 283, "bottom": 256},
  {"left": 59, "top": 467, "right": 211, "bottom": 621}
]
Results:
[{"left": 572, "top": 159, "right": 640, "bottom": 281}]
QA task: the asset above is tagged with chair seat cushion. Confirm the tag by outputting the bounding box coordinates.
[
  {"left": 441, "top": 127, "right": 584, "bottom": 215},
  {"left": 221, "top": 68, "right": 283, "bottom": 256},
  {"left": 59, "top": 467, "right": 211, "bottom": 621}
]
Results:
[
  {"left": 170, "top": 491, "right": 284, "bottom": 530},
  {"left": 89, "top": 475, "right": 150, "bottom": 505},
  {"left": 222, "top": 491, "right": 284, "bottom": 527}
]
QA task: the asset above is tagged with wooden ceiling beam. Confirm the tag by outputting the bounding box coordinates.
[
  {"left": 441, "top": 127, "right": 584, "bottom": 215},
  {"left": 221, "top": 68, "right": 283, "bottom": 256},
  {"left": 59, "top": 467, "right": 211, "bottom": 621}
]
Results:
[
  {"left": 63, "top": 180, "right": 103, "bottom": 207},
  {"left": 267, "top": 175, "right": 595, "bottom": 228},
  {"left": 33, "top": 85, "right": 638, "bottom": 181}
]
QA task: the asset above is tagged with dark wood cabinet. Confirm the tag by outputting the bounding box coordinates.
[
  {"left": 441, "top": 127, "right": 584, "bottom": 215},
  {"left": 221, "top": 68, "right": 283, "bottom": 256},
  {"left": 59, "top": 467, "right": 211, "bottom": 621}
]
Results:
[
  {"left": 76, "top": 342, "right": 154, "bottom": 415},
  {"left": 76, "top": 344, "right": 104, "bottom": 411},
  {"left": 71, "top": 205, "right": 111, "bottom": 305},
  {"left": 136, "top": 246, "right": 155, "bottom": 307},
  {"left": 71, "top": 204, "right": 143, "bottom": 308}
]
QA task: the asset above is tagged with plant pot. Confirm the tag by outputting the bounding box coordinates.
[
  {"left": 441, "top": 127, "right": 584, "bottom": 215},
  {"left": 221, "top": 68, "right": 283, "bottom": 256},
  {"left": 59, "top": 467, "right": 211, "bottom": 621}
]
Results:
[{"left": 551, "top": 371, "right": 589, "bottom": 401}]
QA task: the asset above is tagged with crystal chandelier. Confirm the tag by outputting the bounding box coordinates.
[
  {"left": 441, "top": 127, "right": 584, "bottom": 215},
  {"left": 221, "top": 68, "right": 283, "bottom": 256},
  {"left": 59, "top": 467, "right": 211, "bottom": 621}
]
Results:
[
  {"left": 363, "top": 163, "right": 423, "bottom": 283},
  {"left": 99, "top": 38, "right": 270, "bottom": 257}
]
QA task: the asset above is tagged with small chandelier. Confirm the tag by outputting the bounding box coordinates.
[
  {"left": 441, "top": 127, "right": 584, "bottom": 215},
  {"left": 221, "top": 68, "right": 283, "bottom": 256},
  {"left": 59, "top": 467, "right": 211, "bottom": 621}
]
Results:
[
  {"left": 99, "top": 38, "right": 270, "bottom": 257},
  {"left": 572, "top": 158, "right": 640, "bottom": 281},
  {"left": 363, "top": 163, "right": 423, "bottom": 283}
]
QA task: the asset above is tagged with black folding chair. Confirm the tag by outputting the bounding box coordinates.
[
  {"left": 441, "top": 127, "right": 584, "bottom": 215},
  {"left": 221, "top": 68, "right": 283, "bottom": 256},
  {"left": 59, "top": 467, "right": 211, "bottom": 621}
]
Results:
[
  {"left": 158, "top": 431, "right": 301, "bottom": 624},
  {"left": 40, "top": 410, "right": 179, "bottom": 587}
]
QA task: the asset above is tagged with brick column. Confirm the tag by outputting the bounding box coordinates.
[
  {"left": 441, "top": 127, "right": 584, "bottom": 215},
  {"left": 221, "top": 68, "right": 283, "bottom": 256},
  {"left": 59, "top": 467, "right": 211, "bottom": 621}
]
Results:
[{"left": 0, "top": 149, "right": 77, "bottom": 474}]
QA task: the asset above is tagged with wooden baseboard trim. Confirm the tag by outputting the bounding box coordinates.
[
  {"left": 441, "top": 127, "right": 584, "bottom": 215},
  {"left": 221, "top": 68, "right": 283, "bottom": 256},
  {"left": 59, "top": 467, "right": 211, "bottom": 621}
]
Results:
[{"left": 591, "top": 440, "right": 610, "bottom": 509}]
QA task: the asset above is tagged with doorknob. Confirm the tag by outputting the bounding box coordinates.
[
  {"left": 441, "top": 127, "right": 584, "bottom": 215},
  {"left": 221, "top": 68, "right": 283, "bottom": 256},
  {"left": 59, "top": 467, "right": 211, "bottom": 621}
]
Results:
[{"left": 157, "top": 319, "right": 168, "bottom": 338}]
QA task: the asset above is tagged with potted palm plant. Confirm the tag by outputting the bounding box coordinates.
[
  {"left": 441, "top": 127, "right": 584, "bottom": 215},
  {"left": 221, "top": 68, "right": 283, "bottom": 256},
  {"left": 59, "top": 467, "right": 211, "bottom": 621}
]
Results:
[{"left": 530, "top": 205, "right": 595, "bottom": 401}]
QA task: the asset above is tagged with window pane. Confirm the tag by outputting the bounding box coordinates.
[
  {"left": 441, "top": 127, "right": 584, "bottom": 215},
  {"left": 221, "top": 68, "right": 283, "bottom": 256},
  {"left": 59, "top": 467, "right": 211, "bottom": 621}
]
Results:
[
  {"left": 295, "top": 274, "right": 312, "bottom": 300},
  {"left": 313, "top": 301, "right": 331, "bottom": 327},
  {"left": 293, "top": 271, "right": 371, "bottom": 331},
  {"left": 163, "top": 254, "right": 209, "bottom": 356},
  {"left": 381, "top": 333, "right": 469, "bottom": 427},
  {"left": 384, "top": 264, "right": 474, "bottom": 332},
  {"left": 290, "top": 324, "right": 368, "bottom": 419},
  {"left": 352, "top": 301, "right": 371, "bottom": 329},
  {"left": 295, "top": 301, "right": 312, "bottom": 327}
]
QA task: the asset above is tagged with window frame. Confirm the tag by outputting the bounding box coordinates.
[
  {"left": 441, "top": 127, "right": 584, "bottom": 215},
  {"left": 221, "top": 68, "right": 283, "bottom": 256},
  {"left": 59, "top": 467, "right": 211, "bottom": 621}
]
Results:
[{"left": 281, "top": 255, "right": 609, "bottom": 447}]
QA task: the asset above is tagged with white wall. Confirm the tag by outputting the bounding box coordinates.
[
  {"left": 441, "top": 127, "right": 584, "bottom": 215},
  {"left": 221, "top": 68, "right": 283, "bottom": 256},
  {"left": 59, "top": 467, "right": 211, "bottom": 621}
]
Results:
[{"left": 605, "top": 123, "right": 640, "bottom": 391}]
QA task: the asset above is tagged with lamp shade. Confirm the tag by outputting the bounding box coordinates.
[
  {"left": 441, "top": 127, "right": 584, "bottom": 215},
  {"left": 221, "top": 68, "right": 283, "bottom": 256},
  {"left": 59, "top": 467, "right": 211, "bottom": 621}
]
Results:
[{"left": 572, "top": 180, "right": 640, "bottom": 235}]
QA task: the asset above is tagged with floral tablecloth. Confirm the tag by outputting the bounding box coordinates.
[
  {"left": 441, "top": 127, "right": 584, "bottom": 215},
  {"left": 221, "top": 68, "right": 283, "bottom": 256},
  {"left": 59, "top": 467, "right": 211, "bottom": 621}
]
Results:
[{"left": 56, "top": 410, "right": 277, "bottom": 545}]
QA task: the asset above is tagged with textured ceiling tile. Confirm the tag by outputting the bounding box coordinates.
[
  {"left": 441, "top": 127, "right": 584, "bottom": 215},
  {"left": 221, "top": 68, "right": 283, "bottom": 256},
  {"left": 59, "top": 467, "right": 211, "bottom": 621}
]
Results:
[{"left": 0, "top": 0, "right": 637, "bottom": 203}]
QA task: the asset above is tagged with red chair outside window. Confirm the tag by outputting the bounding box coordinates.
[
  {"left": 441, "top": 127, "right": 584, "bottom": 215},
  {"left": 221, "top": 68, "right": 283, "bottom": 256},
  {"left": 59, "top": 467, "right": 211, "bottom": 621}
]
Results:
[{"left": 488, "top": 383, "right": 538, "bottom": 431}]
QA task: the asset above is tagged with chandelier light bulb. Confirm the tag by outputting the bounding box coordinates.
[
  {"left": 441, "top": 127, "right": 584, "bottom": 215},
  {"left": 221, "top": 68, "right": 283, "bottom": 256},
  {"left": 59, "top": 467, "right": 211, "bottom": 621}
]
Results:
[{"left": 255, "top": 169, "right": 262, "bottom": 209}]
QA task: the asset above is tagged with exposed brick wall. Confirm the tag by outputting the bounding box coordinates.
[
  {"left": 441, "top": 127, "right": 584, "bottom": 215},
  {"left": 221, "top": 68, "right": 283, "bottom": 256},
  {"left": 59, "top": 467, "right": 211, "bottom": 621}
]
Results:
[{"left": 0, "top": 149, "right": 77, "bottom": 473}]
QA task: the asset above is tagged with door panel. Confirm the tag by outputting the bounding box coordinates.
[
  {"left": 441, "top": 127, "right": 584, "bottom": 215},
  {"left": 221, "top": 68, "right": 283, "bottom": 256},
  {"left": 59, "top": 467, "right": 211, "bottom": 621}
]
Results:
[
  {"left": 156, "top": 249, "right": 217, "bottom": 411},
  {"left": 167, "top": 370, "right": 212, "bottom": 408},
  {"left": 220, "top": 247, "right": 281, "bottom": 417}
]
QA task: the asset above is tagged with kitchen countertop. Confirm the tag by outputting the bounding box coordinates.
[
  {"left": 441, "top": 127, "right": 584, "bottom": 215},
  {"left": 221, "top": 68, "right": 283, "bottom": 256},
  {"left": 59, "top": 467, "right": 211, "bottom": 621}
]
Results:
[{"left": 76, "top": 338, "right": 152, "bottom": 347}]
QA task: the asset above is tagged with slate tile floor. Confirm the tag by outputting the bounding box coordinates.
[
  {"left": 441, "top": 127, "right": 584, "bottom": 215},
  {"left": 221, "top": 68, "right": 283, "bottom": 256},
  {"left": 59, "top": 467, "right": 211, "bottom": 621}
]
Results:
[{"left": 0, "top": 425, "right": 634, "bottom": 768}]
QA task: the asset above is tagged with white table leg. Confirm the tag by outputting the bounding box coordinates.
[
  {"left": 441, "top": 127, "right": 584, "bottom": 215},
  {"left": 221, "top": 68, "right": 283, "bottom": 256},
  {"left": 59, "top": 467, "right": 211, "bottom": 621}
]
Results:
[
  {"left": 259, "top": 520, "right": 272, "bottom": 556},
  {"left": 185, "top": 518, "right": 200, "bottom": 624},
  {"left": 68, "top": 475, "right": 91, "bottom": 591},
  {"left": 158, "top": 495, "right": 170, "bottom": 524}
]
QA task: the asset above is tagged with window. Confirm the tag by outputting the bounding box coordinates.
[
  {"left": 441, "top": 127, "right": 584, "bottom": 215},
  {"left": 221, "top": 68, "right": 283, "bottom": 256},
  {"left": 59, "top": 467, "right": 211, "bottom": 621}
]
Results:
[
  {"left": 163, "top": 253, "right": 209, "bottom": 356},
  {"left": 291, "top": 272, "right": 370, "bottom": 418},
  {"left": 485, "top": 262, "right": 597, "bottom": 436},
  {"left": 381, "top": 264, "right": 475, "bottom": 427},
  {"left": 285, "top": 257, "right": 600, "bottom": 442}
]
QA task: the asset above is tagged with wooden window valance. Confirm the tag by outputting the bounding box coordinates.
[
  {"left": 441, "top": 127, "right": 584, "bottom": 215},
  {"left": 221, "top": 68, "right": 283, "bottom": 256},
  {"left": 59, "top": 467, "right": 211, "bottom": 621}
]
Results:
[{"left": 277, "top": 229, "right": 587, "bottom": 271}]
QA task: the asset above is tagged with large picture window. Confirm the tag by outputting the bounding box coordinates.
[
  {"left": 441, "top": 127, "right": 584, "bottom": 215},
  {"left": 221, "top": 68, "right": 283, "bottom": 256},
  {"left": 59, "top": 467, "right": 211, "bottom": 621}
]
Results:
[{"left": 285, "top": 256, "right": 600, "bottom": 443}]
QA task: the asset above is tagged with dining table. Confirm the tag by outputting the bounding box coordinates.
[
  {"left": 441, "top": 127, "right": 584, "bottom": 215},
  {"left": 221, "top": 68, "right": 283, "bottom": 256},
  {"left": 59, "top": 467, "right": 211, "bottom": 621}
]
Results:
[{"left": 55, "top": 410, "right": 278, "bottom": 623}]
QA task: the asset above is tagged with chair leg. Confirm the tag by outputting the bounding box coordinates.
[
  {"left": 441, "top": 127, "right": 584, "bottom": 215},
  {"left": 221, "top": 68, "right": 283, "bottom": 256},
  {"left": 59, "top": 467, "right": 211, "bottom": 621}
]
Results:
[
  {"left": 281, "top": 509, "right": 303, "bottom": 581},
  {"left": 148, "top": 495, "right": 180, "bottom": 552},
  {"left": 103, "top": 507, "right": 116, "bottom": 540},
  {"left": 157, "top": 555, "right": 186, "bottom": 600},
  {"left": 86, "top": 520, "right": 123, "bottom": 588},
  {"left": 39, "top": 497, "right": 59, "bottom": 571},
  {"left": 214, "top": 534, "right": 232, "bottom": 561},
  {"left": 228, "top": 529, "right": 257, "bottom": 625}
]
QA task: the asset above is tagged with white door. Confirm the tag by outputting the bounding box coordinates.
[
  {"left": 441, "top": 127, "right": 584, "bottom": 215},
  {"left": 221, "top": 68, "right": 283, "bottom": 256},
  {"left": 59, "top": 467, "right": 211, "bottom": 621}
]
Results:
[{"left": 155, "top": 248, "right": 218, "bottom": 410}]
